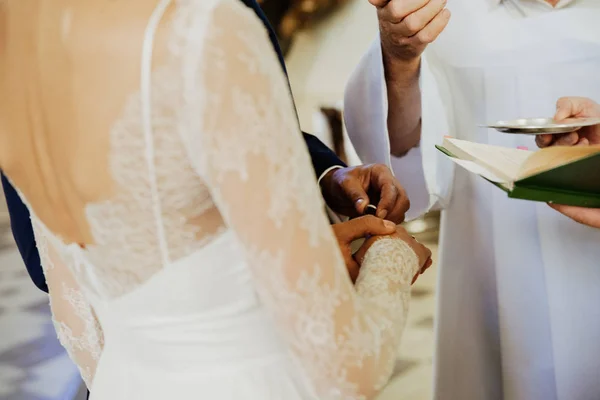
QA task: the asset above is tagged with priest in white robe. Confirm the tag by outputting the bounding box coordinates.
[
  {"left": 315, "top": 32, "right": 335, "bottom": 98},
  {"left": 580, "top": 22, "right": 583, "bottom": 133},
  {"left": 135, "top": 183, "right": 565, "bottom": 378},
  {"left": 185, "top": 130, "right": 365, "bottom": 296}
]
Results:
[{"left": 344, "top": 1, "right": 600, "bottom": 399}]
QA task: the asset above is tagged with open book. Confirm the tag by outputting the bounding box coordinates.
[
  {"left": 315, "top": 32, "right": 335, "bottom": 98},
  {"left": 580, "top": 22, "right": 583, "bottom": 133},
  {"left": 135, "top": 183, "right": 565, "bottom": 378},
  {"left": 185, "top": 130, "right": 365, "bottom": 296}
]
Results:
[{"left": 436, "top": 137, "right": 600, "bottom": 207}]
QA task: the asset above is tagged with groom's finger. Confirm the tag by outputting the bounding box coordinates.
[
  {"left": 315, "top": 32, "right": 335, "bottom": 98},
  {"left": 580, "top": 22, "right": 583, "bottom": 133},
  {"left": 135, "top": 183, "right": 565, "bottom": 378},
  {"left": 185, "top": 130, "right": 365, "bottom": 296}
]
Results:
[
  {"left": 339, "top": 177, "right": 371, "bottom": 215},
  {"left": 375, "top": 183, "right": 398, "bottom": 219},
  {"left": 367, "top": 164, "right": 409, "bottom": 223},
  {"left": 383, "top": 184, "right": 410, "bottom": 223}
]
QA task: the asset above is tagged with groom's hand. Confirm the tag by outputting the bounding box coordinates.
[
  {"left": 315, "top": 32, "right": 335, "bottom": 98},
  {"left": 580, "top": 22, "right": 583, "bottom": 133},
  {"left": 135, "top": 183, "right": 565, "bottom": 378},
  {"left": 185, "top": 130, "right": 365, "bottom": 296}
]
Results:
[
  {"left": 320, "top": 164, "right": 410, "bottom": 223},
  {"left": 332, "top": 216, "right": 397, "bottom": 282}
]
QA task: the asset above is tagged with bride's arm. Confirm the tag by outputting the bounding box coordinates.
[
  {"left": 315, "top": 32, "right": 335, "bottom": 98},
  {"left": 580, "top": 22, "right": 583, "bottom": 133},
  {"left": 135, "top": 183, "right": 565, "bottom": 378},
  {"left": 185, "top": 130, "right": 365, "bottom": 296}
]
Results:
[
  {"left": 30, "top": 221, "right": 103, "bottom": 389},
  {"left": 179, "top": 1, "right": 424, "bottom": 397}
]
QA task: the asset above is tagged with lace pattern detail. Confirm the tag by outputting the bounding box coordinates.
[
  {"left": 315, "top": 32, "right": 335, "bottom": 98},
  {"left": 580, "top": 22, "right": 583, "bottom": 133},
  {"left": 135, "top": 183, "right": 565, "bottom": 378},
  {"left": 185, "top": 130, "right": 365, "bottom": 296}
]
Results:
[
  {"left": 53, "top": 283, "right": 104, "bottom": 386},
  {"left": 82, "top": 67, "right": 213, "bottom": 298},
  {"left": 58, "top": 284, "right": 103, "bottom": 357},
  {"left": 177, "top": 1, "right": 422, "bottom": 398},
  {"left": 356, "top": 238, "right": 417, "bottom": 307},
  {"left": 242, "top": 239, "right": 419, "bottom": 398},
  {"left": 185, "top": 1, "right": 329, "bottom": 248},
  {"left": 29, "top": 219, "right": 104, "bottom": 389},
  {"left": 77, "top": 0, "right": 222, "bottom": 299}
]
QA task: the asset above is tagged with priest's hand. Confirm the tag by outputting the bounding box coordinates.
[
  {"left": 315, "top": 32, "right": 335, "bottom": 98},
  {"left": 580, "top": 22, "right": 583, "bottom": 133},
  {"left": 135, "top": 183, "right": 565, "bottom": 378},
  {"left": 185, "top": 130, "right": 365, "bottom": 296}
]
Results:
[
  {"left": 366, "top": 0, "right": 450, "bottom": 157},
  {"left": 535, "top": 97, "right": 600, "bottom": 228},
  {"left": 536, "top": 97, "right": 600, "bottom": 148},
  {"left": 370, "top": 0, "right": 450, "bottom": 64},
  {"left": 548, "top": 204, "right": 600, "bottom": 229}
]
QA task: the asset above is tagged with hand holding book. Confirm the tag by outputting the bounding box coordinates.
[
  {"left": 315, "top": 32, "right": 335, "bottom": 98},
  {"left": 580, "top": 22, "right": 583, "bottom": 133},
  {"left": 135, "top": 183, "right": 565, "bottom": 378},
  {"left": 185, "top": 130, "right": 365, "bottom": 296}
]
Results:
[
  {"left": 539, "top": 97, "right": 600, "bottom": 228},
  {"left": 548, "top": 203, "right": 600, "bottom": 229},
  {"left": 437, "top": 96, "right": 600, "bottom": 228},
  {"left": 437, "top": 136, "right": 600, "bottom": 204}
]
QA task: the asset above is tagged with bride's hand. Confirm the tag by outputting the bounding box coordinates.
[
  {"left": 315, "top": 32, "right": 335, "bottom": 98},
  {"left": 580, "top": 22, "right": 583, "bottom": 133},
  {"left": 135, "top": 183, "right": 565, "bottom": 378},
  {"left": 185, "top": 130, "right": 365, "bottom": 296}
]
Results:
[
  {"left": 354, "top": 225, "right": 433, "bottom": 285},
  {"left": 331, "top": 216, "right": 398, "bottom": 283}
]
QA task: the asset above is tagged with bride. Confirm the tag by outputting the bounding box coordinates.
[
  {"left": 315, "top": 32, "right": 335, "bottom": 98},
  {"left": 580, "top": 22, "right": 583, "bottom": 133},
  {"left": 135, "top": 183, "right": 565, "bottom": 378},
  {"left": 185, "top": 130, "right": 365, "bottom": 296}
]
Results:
[{"left": 0, "top": 0, "right": 432, "bottom": 398}]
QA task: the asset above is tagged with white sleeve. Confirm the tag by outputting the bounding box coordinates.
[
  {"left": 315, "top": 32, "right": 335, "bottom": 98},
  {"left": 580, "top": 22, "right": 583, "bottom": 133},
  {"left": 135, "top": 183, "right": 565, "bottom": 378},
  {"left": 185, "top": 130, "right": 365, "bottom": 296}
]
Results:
[
  {"left": 178, "top": 1, "right": 421, "bottom": 398},
  {"left": 317, "top": 166, "right": 347, "bottom": 223},
  {"left": 343, "top": 36, "right": 455, "bottom": 220},
  {"left": 31, "top": 221, "right": 103, "bottom": 389}
]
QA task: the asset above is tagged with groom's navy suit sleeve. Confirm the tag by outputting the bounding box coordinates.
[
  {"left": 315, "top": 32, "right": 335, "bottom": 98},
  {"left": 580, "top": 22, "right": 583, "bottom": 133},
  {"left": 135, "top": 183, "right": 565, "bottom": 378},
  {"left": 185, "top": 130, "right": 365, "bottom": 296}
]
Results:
[
  {"left": 0, "top": 0, "right": 346, "bottom": 295},
  {"left": 242, "top": 0, "right": 347, "bottom": 178},
  {"left": 1, "top": 174, "right": 47, "bottom": 292}
]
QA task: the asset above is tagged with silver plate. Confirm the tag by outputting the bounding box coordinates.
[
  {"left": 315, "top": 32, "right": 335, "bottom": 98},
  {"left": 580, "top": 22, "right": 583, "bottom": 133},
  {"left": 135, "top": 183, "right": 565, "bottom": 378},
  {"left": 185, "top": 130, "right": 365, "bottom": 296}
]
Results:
[{"left": 483, "top": 117, "right": 600, "bottom": 135}]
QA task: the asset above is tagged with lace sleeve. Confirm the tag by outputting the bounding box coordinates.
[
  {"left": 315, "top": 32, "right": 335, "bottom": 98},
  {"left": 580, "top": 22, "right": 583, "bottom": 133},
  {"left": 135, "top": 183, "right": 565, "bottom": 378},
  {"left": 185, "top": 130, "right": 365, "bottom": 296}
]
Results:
[
  {"left": 179, "top": 1, "right": 420, "bottom": 398},
  {"left": 31, "top": 221, "right": 103, "bottom": 389}
]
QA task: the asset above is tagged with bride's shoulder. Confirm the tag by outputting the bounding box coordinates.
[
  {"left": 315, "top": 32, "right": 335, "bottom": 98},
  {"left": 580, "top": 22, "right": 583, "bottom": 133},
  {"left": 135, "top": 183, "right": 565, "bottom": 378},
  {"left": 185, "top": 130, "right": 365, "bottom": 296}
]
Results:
[
  {"left": 175, "top": 0, "right": 272, "bottom": 54},
  {"left": 189, "top": 0, "right": 264, "bottom": 26},
  {"left": 175, "top": 0, "right": 254, "bottom": 18}
]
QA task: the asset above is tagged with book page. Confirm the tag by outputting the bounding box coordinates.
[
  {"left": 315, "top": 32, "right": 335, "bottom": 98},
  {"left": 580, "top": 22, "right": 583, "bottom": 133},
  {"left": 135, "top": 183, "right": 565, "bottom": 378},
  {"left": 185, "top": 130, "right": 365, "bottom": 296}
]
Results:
[
  {"left": 443, "top": 138, "right": 532, "bottom": 182},
  {"left": 519, "top": 145, "right": 600, "bottom": 180},
  {"left": 451, "top": 158, "right": 510, "bottom": 184}
]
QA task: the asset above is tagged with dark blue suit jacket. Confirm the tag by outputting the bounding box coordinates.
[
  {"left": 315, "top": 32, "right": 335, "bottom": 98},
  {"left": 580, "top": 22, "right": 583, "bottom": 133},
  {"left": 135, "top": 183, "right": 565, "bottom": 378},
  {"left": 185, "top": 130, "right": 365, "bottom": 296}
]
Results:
[
  {"left": 1, "top": 0, "right": 345, "bottom": 294},
  {"left": 1, "top": 174, "right": 46, "bottom": 291}
]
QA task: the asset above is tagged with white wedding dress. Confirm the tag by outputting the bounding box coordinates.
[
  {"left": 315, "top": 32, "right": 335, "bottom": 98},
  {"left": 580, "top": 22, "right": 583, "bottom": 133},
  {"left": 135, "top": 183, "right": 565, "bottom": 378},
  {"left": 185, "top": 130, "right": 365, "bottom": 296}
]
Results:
[{"left": 9, "top": 0, "right": 421, "bottom": 399}]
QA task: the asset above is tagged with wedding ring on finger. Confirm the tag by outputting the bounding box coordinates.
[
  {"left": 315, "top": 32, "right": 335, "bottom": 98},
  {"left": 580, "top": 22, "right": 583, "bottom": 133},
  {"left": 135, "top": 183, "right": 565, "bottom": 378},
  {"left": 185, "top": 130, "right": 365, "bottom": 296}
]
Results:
[{"left": 364, "top": 204, "right": 378, "bottom": 216}]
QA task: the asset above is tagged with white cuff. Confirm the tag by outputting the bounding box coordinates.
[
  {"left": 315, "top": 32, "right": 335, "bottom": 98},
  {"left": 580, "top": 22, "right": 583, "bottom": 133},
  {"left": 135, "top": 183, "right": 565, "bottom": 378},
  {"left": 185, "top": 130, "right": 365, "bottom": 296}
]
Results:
[
  {"left": 317, "top": 165, "right": 344, "bottom": 186},
  {"left": 318, "top": 166, "right": 348, "bottom": 223}
]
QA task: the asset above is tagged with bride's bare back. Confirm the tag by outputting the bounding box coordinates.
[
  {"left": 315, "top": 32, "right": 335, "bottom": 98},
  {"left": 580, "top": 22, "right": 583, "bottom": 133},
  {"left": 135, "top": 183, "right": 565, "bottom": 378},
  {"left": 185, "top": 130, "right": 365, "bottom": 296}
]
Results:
[
  {"left": 0, "top": 0, "right": 175, "bottom": 244},
  {"left": 0, "top": 1, "right": 421, "bottom": 398}
]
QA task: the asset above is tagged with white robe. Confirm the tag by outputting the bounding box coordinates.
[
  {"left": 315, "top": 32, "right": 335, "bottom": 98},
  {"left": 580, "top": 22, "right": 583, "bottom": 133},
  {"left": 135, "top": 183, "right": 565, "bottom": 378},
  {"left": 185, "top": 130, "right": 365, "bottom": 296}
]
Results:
[{"left": 344, "top": 1, "right": 600, "bottom": 399}]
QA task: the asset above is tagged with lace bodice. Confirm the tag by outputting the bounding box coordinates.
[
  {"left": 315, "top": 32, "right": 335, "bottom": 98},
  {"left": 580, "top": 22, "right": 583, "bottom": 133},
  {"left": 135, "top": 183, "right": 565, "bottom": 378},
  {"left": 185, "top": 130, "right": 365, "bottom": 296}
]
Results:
[{"left": 16, "top": 0, "right": 420, "bottom": 397}]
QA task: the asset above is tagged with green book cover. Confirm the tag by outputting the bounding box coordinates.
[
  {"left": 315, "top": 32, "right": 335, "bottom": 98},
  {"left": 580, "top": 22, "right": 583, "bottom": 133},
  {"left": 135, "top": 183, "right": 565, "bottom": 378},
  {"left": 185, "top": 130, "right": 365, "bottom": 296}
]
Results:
[{"left": 436, "top": 143, "right": 600, "bottom": 208}]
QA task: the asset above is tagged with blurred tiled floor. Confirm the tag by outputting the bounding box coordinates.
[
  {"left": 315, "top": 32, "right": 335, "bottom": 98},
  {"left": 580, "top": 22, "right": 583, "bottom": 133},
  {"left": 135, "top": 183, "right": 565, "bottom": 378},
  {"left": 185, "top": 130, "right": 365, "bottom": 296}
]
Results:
[{"left": 0, "top": 220, "right": 81, "bottom": 400}]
